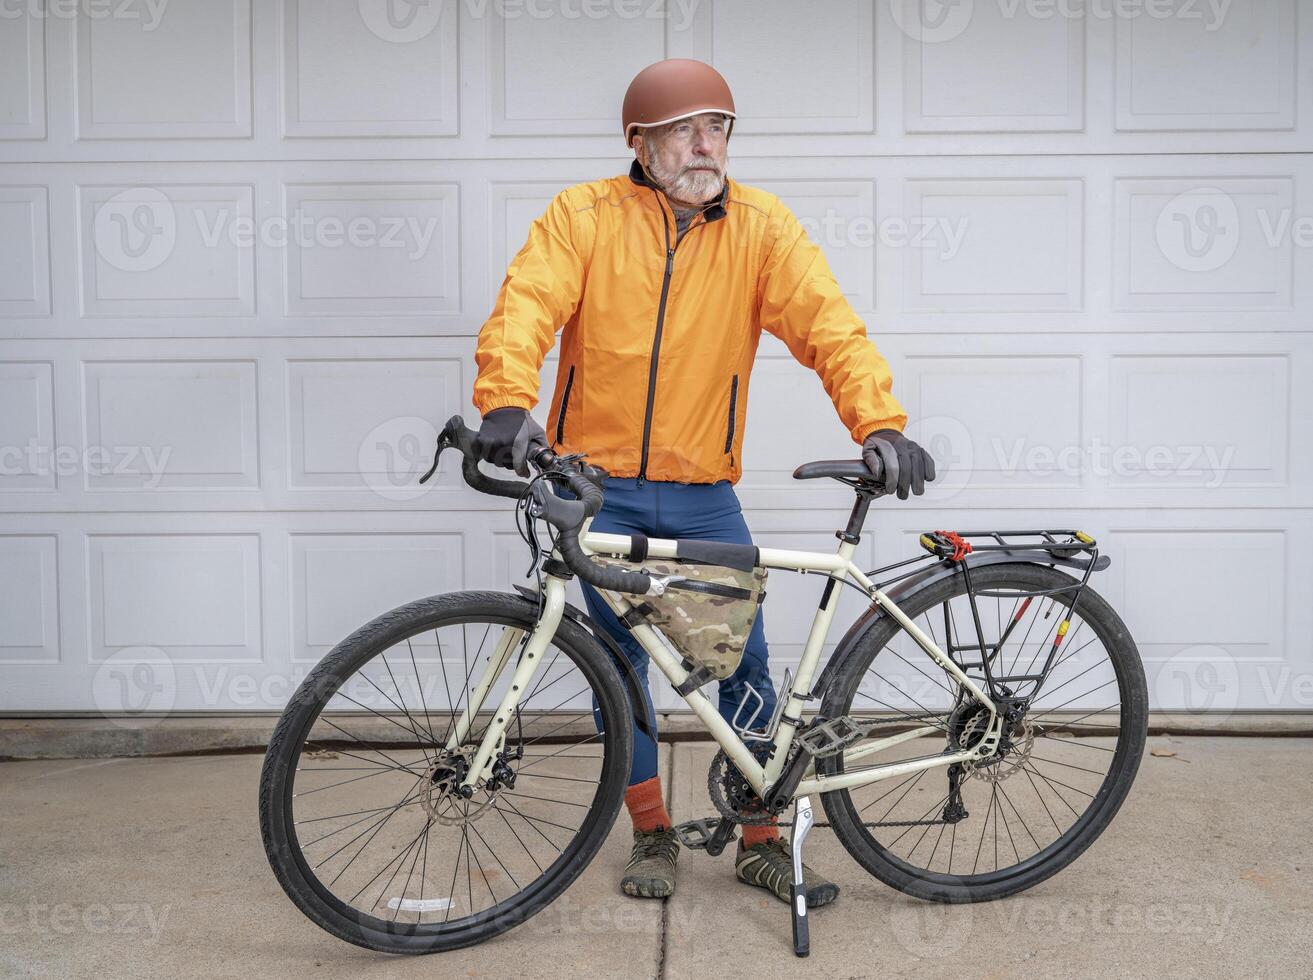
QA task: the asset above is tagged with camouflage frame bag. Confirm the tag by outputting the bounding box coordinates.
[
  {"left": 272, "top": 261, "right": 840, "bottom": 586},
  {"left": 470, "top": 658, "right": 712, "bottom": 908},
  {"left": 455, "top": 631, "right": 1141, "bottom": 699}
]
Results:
[{"left": 598, "top": 558, "right": 768, "bottom": 680}]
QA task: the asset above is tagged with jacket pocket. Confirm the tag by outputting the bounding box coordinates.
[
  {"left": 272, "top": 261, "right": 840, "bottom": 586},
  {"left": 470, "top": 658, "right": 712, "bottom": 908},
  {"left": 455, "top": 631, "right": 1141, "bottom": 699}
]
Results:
[
  {"left": 554, "top": 365, "right": 576, "bottom": 446},
  {"left": 723, "top": 374, "right": 739, "bottom": 455}
]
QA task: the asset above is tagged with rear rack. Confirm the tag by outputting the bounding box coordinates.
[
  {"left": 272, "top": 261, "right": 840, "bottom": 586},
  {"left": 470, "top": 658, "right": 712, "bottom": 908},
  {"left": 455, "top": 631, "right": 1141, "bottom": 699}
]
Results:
[
  {"left": 918, "top": 528, "right": 1097, "bottom": 561},
  {"left": 887, "top": 528, "right": 1103, "bottom": 702}
]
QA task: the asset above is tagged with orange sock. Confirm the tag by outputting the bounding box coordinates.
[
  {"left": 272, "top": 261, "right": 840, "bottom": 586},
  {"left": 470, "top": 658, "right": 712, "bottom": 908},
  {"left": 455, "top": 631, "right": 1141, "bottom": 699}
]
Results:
[
  {"left": 742, "top": 821, "right": 781, "bottom": 848},
  {"left": 625, "top": 776, "right": 673, "bottom": 832}
]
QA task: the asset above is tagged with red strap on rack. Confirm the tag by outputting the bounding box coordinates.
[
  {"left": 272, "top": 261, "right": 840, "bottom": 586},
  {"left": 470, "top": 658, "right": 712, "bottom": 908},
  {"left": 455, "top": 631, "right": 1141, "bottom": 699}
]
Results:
[{"left": 934, "top": 530, "right": 973, "bottom": 562}]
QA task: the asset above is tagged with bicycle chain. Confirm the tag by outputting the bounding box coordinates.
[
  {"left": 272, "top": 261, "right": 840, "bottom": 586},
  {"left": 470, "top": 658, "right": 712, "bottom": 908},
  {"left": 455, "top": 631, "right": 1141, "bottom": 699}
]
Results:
[{"left": 706, "top": 712, "right": 958, "bottom": 830}]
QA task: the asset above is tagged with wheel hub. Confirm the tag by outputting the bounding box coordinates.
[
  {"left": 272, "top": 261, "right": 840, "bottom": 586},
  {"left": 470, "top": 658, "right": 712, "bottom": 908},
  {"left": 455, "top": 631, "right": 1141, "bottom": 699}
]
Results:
[{"left": 422, "top": 749, "right": 496, "bottom": 824}]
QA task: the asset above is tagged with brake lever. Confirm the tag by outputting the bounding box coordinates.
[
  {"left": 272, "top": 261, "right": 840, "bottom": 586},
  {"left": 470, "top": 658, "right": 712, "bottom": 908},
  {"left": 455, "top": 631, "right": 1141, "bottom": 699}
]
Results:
[{"left": 418, "top": 429, "right": 451, "bottom": 485}]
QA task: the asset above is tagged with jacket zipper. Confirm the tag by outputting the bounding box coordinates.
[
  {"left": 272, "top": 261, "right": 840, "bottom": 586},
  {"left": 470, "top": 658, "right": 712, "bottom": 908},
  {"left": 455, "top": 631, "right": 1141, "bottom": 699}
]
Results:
[
  {"left": 637, "top": 199, "right": 710, "bottom": 485},
  {"left": 724, "top": 374, "right": 739, "bottom": 465},
  {"left": 554, "top": 364, "right": 575, "bottom": 446}
]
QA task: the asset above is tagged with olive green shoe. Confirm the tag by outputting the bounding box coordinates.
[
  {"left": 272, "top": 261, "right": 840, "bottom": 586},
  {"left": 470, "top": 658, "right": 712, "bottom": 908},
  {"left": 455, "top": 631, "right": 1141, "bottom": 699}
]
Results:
[
  {"left": 620, "top": 828, "right": 680, "bottom": 899},
  {"left": 735, "top": 838, "right": 839, "bottom": 909}
]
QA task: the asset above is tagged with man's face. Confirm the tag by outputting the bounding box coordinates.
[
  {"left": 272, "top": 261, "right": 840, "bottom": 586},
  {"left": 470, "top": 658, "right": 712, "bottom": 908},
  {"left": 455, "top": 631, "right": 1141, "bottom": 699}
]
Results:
[{"left": 634, "top": 113, "right": 729, "bottom": 206}]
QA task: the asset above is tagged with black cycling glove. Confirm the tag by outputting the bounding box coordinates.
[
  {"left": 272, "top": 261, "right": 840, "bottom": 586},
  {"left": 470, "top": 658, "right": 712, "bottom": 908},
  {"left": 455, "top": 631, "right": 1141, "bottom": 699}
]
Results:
[
  {"left": 862, "top": 428, "right": 936, "bottom": 500},
  {"left": 473, "top": 407, "right": 547, "bottom": 478}
]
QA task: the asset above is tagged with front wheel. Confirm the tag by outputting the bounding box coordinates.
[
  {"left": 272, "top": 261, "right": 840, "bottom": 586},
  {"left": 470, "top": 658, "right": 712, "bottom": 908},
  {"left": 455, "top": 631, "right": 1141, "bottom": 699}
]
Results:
[
  {"left": 259, "top": 590, "right": 633, "bottom": 953},
  {"left": 819, "top": 562, "right": 1147, "bottom": 903}
]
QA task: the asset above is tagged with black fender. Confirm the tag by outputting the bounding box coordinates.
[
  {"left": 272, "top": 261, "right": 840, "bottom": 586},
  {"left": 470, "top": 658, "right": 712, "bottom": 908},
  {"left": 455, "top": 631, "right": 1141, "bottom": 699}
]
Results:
[
  {"left": 511, "top": 585, "right": 657, "bottom": 743},
  {"left": 810, "top": 549, "right": 1110, "bottom": 705}
]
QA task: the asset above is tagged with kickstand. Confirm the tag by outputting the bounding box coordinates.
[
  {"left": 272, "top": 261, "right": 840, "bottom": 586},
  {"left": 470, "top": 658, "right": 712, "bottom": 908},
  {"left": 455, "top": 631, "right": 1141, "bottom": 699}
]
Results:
[{"left": 789, "top": 795, "right": 814, "bottom": 957}]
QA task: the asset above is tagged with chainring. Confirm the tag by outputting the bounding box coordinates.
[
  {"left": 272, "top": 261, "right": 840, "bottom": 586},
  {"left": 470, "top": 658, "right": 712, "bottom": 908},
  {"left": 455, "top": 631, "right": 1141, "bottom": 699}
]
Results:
[{"left": 706, "top": 748, "right": 783, "bottom": 826}]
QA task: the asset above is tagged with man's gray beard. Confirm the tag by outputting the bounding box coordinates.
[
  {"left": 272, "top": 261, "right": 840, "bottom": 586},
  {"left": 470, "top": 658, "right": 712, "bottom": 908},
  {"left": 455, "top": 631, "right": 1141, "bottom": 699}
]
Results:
[{"left": 648, "top": 156, "right": 724, "bottom": 204}]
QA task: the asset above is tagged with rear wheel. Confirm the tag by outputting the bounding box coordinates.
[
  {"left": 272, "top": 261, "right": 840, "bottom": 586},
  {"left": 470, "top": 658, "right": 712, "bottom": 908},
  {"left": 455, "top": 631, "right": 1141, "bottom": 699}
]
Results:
[
  {"left": 819, "top": 563, "right": 1147, "bottom": 903},
  {"left": 259, "top": 591, "right": 632, "bottom": 953}
]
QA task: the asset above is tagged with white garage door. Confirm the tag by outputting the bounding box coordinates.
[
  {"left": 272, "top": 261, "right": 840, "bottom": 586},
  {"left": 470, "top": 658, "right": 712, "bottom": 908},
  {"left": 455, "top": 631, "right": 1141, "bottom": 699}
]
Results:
[{"left": 0, "top": 0, "right": 1309, "bottom": 719}]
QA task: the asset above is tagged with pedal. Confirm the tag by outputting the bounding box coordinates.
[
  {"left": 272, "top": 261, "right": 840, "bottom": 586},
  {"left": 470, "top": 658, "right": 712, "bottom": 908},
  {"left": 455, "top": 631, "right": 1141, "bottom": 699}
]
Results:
[
  {"left": 674, "top": 816, "right": 736, "bottom": 855},
  {"left": 795, "top": 715, "right": 869, "bottom": 759},
  {"left": 673, "top": 817, "right": 719, "bottom": 850}
]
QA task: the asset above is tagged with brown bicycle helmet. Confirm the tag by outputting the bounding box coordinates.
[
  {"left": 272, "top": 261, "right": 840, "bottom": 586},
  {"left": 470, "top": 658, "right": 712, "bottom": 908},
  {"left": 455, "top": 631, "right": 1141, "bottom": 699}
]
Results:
[{"left": 622, "top": 59, "right": 736, "bottom": 146}]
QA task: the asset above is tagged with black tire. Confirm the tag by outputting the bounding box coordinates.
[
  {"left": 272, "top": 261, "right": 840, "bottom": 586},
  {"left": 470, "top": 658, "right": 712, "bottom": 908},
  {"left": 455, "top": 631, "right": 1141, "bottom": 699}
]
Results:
[
  {"left": 259, "top": 591, "right": 632, "bottom": 953},
  {"left": 819, "top": 563, "right": 1147, "bottom": 903}
]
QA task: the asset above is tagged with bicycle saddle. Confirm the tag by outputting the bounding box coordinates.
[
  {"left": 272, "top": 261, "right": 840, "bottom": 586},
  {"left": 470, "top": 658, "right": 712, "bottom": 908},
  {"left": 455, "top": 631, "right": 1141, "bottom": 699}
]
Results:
[{"left": 792, "top": 460, "right": 878, "bottom": 483}]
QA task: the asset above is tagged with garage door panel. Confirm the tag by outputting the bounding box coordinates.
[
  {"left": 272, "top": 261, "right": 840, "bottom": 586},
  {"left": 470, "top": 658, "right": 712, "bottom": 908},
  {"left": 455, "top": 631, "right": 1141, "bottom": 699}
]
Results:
[
  {"left": 286, "top": 356, "right": 464, "bottom": 492},
  {"left": 82, "top": 359, "right": 259, "bottom": 491},
  {"left": 0, "top": 186, "right": 51, "bottom": 316},
  {"left": 1108, "top": 353, "right": 1291, "bottom": 490},
  {"left": 87, "top": 531, "right": 262, "bottom": 663},
  {"left": 489, "top": 2, "right": 669, "bottom": 136},
  {"left": 0, "top": 534, "right": 59, "bottom": 664},
  {"left": 281, "top": 0, "right": 459, "bottom": 138},
  {"left": 0, "top": 360, "right": 56, "bottom": 493},
  {"left": 1113, "top": 176, "right": 1295, "bottom": 312},
  {"left": 1108, "top": 527, "right": 1292, "bottom": 712},
  {"left": 903, "top": 178, "right": 1084, "bottom": 312},
  {"left": 903, "top": 0, "right": 1084, "bottom": 134},
  {"left": 74, "top": 0, "right": 253, "bottom": 140},
  {"left": 282, "top": 181, "right": 460, "bottom": 315},
  {"left": 905, "top": 354, "right": 1085, "bottom": 491},
  {"left": 709, "top": 0, "right": 874, "bottom": 135},
  {"left": 1114, "top": 0, "right": 1296, "bottom": 132},
  {"left": 0, "top": 10, "right": 45, "bottom": 140},
  {"left": 290, "top": 531, "right": 464, "bottom": 664},
  {"left": 77, "top": 183, "right": 257, "bottom": 317}
]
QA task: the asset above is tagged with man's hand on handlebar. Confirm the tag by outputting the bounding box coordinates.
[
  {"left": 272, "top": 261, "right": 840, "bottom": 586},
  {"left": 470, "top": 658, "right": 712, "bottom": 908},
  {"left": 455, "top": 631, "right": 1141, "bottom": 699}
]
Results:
[{"left": 474, "top": 407, "right": 549, "bottom": 478}]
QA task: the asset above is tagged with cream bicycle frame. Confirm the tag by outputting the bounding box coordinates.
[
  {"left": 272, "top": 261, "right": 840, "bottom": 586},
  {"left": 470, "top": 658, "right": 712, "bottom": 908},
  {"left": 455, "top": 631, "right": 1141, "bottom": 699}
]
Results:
[{"left": 459, "top": 519, "right": 1001, "bottom": 798}]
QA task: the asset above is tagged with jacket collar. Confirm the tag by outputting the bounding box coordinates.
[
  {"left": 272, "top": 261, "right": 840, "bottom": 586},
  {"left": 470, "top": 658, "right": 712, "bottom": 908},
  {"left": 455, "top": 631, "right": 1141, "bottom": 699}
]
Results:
[{"left": 628, "top": 159, "right": 728, "bottom": 224}]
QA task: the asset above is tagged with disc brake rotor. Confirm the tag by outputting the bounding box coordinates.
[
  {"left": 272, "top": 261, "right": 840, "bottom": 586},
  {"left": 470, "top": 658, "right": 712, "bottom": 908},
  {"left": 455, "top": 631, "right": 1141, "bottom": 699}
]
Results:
[{"left": 422, "top": 749, "right": 496, "bottom": 825}]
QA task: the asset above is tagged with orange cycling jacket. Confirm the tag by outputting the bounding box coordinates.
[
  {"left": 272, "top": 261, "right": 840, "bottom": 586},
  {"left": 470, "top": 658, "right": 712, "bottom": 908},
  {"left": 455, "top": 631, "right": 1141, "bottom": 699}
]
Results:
[{"left": 473, "top": 162, "right": 907, "bottom": 485}]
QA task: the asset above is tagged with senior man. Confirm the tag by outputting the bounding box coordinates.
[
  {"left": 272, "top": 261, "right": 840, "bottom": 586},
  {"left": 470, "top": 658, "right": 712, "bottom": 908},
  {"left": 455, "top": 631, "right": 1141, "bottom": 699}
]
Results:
[{"left": 471, "top": 59, "right": 935, "bottom": 907}]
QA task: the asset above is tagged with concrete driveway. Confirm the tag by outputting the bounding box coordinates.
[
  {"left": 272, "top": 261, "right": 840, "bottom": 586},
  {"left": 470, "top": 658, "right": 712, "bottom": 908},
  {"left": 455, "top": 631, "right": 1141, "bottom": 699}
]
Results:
[{"left": 1, "top": 737, "right": 1309, "bottom": 979}]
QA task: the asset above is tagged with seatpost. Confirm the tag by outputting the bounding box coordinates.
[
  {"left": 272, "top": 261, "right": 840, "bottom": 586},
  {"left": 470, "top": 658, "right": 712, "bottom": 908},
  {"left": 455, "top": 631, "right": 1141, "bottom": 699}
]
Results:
[{"left": 837, "top": 489, "right": 874, "bottom": 545}]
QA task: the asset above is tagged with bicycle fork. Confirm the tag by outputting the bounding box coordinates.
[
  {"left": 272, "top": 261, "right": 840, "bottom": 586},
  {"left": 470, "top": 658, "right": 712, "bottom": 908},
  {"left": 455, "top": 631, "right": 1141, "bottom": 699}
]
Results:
[{"left": 454, "top": 577, "right": 568, "bottom": 793}]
